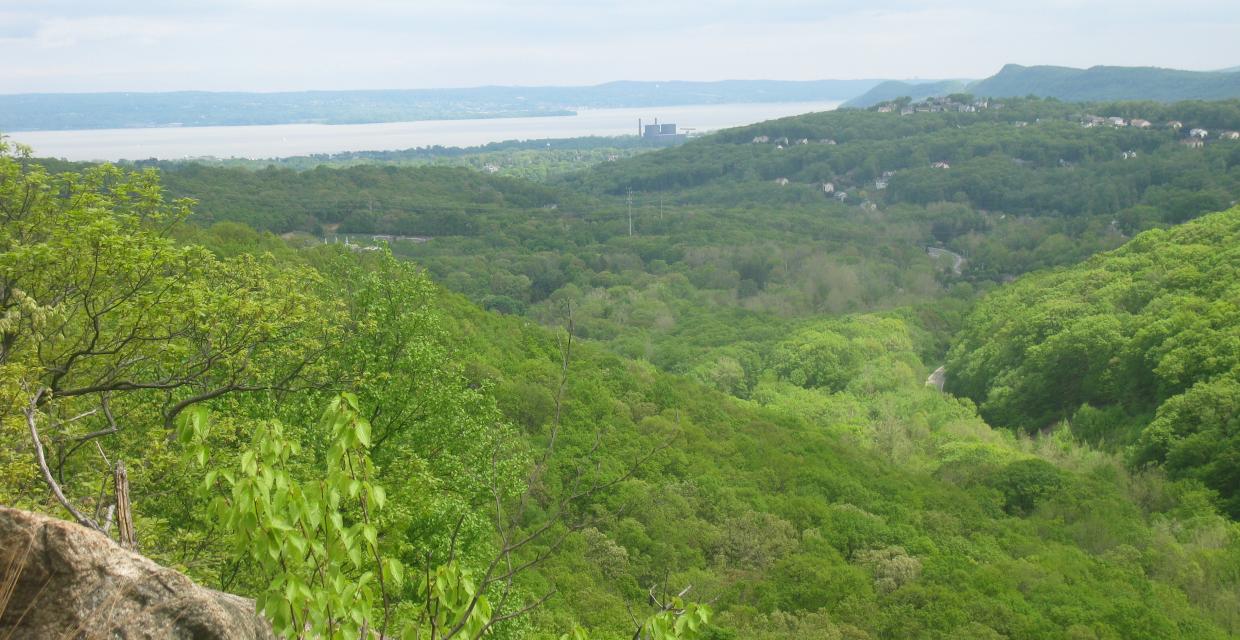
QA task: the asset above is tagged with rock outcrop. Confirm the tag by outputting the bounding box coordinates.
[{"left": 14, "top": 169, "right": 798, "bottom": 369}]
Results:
[{"left": 0, "top": 506, "right": 274, "bottom": 639}]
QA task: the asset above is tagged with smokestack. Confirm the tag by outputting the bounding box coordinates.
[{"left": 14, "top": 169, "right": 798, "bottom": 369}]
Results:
[{"left": 638, "top": 118, "right": 642, "bottom": 136}]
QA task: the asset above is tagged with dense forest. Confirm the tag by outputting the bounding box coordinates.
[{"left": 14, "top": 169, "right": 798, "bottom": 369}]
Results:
[
  {"left": 175, "top": 136, "right": 659, "bottom": 179},
  {"left": 105, "top": 98, "right": 1240, "bottom": 385},
  {"left": 6, "top": 96, "right": 1240, "bottom": 640},
  {"left": 947, "top": 209, "right": 1240, "bottom": 517}
]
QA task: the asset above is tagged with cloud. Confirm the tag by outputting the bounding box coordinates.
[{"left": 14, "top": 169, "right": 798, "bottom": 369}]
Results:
[
  {"left": 22, "top": 16, "right": 191, "bottom": 48},
  {"left": 0, "top": 0, "right": 1237, "bottom": 92}
]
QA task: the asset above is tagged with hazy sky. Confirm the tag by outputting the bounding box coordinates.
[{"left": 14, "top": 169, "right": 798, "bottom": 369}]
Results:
[{"left": 3, "top": 0, "right": 1239, "bottom": 93}]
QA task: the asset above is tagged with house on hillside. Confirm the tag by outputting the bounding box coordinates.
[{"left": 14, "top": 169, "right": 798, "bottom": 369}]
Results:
[
  {"left": 877, "top": 104, "right": 895, "bottom": 113},
  {"left": 774, "top": 177, "right": 790, "bottom": 186},
  {"left": 822, "top": 182, "right": 835, "bottom": 194},
  {"left": 1167, "top": 120, "right": 1184, "bottom": 130},
  {"left": 1130, "top": 119, "right": 1152, "bottom": 128},
  {"left": 1121, "top": 150, "right": 1138, "bottom": 160},
  {"left": 834, "top": 191, "right": 849, "bottom": 202},
  {"left": 900, "top": 107, "right": 914, "bottom": 116},
  {"left": 482, "top": 164, "right": 500, "bottom": 174},
  {"left": 1108, "top": 117, "right": 1127, "bottom": 127},
  {"left": 931, "top": 161, "right": 951, "bottom": 169},
  {"left": 796, "top": 138, "right": 809, "bottom": 145},
  {"left": 819, "top": 138, "right": 837, "bottom": 145},
  {"left": 1220, "top": 131, "right": 1240, "bottom": 140},
  {"left": 1182, "top": 138, "right": 1205, "bottom": 149},
  {"left": 860, "top": 200, "right": 878, "bottom": 211},
  {"left": 1190, "top": 128, "right": 1209, "bottom": 138},
  {"left": 875, "top": 178, "right": 888, "bottom": 189},
  {"left": 752, "top": 135, "right": 770, "bottom": 144}
]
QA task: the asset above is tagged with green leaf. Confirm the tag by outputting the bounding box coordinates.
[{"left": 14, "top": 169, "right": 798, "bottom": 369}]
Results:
[{"left": 385, "top": 558, "right": 404, "bottom": 586}]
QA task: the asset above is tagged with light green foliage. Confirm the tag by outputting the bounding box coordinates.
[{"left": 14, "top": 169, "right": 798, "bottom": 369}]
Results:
[
  {"left": 0, "top": 137, "right": 336, "bottom": 515},
  {"left": 181, "top": 394, "right": 397, "bottom": 639},
  {"left": 640, "top": 600, "right": 712, "bottom": 640},
  {"left": 855, "top": 546, "right": 921, "bottom": 594},
  {"left": 770, "top": 316, "right": 917, "bottom": 393},
  {"left": 10, "top": 101, "right": 1240, "bottom": 640},
  {"left": 446, "top": 287, "right": 1240, "bottom": 639},
  {"left": 415, "top": 561, "right": 494, "bottom": 639},
  {"left": 554, "top": 600, "right": 713, "bottom": 640}
]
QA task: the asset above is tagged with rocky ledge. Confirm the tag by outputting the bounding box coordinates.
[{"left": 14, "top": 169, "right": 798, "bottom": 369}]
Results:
[{"left": 0, "top": 506, "right": 273, "bottom": 639}]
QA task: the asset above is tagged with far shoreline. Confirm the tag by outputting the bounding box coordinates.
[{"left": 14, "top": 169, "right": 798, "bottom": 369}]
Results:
[{"left": 8, "top": 101, "right": 842, "bottom": 162}]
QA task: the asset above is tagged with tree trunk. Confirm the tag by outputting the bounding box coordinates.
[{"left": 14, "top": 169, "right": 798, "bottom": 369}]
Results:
[{"left": 115, "top": 460, "right": 137, "bottom": 550}]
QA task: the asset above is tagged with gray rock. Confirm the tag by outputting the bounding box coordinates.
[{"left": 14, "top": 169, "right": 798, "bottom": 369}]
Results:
[{"left": 0, "top": 506, "right": 274, "bottom": 639}]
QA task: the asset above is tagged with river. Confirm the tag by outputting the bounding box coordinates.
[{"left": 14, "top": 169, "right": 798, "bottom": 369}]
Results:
[{"left": 8, "top": 101, "right": 842, "bottom": 162}]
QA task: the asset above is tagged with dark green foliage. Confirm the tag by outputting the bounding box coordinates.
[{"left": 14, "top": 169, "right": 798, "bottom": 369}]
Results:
[
  {"left": 841, "top": 80, "right": 971, "bottom": 108},
  {"left": 948, "top": 207, "right": 1240, "bottom": 516},
  {"left": 158, "top": 163, "right": 564, "bottom": 234},
  {"left": 992, "top": 459, "right": 1065, "bottom": 515},
  {"left": 845, "top": 64, "right": 1240, "bottom": 108},
  {"left": 970, "top": 64, "right": 1240, "bottom": 102}
]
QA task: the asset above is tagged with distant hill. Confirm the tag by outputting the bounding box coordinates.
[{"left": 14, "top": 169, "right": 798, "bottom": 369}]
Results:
[
  {"left": 846, "top": 64, "right": 1240, "bottom": 109},
  {"left": 841, "top": 79, "right": 971, "bottom": 108},
  {"left": 968, "top": 64, "right": 1240, "bottom": 102},
  {"left": 0, "top": 80, "right": 882, "bottom": 132}
]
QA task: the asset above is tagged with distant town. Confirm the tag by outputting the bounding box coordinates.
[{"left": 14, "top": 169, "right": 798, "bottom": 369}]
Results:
[{"left": 746, "top": 94, "right": 1240, "bottom": 216}]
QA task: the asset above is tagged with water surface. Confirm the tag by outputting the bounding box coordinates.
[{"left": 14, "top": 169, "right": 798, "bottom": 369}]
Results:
[{"left": 9, "top": 101, "right": 841, "bottom": 161}]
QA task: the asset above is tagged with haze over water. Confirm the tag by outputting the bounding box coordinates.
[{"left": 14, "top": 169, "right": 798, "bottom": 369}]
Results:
[{"left": 11, "top": 101, "right": 841, "bottom": 162}]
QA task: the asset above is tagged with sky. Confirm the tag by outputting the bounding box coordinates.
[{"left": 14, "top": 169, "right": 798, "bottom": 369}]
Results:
[{"left": 3, "top": 0, "right": 1240, "bottom": 94}]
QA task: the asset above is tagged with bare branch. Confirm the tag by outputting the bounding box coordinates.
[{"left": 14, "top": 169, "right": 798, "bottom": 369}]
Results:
[
  {"left": 475, "top": 587, "right": 557, "bottom": 636},
  {"left": 25, "top": 388, "right": 103, "bottom": 533}
]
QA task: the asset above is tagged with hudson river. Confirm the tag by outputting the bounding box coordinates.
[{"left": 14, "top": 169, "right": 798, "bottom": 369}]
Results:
[{"left": 10, "top": 101, "right": 842, "bottom": 161}]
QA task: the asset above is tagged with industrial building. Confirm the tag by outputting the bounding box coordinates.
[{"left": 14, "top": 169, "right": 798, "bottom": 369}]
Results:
[{"left": 637, "top": 118, "right": 687, "bottom": 145}]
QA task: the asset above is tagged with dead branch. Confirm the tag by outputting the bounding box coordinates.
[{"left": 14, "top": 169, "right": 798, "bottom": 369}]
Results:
[{"left": 24, "top": 388, "right": 103, "bottom": 533}]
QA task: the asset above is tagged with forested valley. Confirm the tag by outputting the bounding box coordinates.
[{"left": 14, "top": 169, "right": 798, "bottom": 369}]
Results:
[{"left": 5, "top": 96, "right": 1240, "bottom": 639}]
